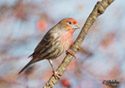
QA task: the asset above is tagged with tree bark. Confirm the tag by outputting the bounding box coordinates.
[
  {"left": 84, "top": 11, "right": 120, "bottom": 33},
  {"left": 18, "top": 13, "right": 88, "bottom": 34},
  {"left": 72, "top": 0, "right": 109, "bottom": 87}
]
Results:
[{"left": 43, "top": 0, "right": 115, "bottom": 88}]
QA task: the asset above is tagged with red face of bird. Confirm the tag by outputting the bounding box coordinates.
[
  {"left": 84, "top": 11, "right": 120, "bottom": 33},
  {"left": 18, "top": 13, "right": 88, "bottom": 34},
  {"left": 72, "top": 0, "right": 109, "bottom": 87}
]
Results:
[{"left": 58, "top": 18, "right": 80, "bottom": 31}]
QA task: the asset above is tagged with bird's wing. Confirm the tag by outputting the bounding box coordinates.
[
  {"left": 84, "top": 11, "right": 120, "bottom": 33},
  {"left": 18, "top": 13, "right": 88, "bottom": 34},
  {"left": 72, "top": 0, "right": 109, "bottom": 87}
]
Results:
[
  {"left": 31, "top": 31, "right": 58, "bottom": 58},
  {"left": 18, "top": 32, "right": 58, "bottom": 74}
]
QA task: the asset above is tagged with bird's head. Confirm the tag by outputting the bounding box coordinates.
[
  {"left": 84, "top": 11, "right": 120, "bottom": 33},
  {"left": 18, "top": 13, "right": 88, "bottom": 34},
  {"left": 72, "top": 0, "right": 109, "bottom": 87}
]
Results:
[{"left": 58, "top": 18, "right": 80, "bottom": 32}]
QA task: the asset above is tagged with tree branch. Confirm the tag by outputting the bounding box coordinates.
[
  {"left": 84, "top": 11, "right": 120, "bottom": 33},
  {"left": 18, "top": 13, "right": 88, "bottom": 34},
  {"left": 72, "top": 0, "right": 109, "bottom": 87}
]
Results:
[{"left": 43, "top": 0, "right": 114, "bottom": 87}]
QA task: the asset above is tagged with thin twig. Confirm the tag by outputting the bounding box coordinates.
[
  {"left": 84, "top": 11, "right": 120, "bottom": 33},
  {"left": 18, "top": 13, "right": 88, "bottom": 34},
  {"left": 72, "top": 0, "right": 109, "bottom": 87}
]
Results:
[{"left": 43, "top": 0, "right": 114, "bottom": 88}]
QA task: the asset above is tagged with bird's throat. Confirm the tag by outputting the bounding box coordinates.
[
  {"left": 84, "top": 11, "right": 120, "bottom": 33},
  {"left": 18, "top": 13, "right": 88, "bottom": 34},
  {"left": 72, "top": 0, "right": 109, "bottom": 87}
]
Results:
[{"left": 60, "top": 31, "right": 73, "bottom": 41}]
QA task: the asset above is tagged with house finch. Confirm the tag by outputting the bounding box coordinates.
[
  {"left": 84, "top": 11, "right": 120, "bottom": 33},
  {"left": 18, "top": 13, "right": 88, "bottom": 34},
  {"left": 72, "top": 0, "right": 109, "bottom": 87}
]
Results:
[{"left": 18, "top": 18, "right": 80, "bottom": 77}]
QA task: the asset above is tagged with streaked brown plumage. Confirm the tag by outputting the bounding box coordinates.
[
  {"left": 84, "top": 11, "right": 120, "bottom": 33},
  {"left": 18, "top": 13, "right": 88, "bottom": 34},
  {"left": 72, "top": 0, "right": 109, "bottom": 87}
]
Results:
[{"left": 18, "top": 18, "right": 80, "bottom": 75}]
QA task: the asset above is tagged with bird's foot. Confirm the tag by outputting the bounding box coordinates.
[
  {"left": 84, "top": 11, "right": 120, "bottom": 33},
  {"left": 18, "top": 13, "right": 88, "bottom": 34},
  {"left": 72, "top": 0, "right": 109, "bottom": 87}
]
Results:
[
  {"left": 52, "top": 70, "right": 61, "bottom": 79},
  {"left": 66, "top": 50, "right": 76, "bottom": 59}
]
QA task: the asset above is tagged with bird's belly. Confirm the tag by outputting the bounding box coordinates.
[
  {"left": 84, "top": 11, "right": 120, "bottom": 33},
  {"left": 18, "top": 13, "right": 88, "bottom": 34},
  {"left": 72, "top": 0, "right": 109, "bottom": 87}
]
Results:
[
  {"left": 46, "top": 39, "right": 72, "bottom": 60},
  {"left": 60, "top": 38, "right": 72, "bottom": 52},
  {"left": 60, "top": 32, "right": 72, "bottom": 51},
  {"left": 42, "top": 32, "right": 72, "bottom": 60}
]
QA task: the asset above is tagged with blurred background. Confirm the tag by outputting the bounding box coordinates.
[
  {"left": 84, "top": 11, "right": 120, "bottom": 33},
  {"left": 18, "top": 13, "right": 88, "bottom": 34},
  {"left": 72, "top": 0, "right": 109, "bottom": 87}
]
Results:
[{"left": 0, "top": 0, "right": 124, "bottom": 88}]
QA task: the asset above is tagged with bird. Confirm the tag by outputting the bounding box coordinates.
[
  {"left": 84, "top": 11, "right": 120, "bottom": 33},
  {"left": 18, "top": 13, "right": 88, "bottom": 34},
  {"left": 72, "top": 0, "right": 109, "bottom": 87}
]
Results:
[{"left": 18, "top": 18, "right": 80, "bottom": 77}]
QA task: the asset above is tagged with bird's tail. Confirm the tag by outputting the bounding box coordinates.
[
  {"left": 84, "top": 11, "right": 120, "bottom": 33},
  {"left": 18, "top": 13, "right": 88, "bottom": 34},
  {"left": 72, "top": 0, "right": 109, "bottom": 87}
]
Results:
[{"left": 18, "top": 59, "right": 34, "bottom": 74}]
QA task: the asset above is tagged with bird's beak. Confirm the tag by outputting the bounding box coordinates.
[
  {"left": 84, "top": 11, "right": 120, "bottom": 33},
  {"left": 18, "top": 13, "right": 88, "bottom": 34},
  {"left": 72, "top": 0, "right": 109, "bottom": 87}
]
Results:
[{"left": 74, "top": 24, "right": 80, "bottom": 29}]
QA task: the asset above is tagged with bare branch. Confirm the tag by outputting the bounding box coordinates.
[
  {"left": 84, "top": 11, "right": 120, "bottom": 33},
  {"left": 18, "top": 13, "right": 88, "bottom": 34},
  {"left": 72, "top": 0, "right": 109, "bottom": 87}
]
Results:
[{"left": 43, "top": 0, "right": 114, "bottom": 88}]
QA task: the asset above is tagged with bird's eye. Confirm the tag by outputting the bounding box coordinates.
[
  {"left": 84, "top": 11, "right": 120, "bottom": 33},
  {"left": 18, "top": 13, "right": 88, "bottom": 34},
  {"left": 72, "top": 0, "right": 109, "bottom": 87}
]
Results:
[{"left": 68, "top": 22, "right": 72, "bottom": 24}]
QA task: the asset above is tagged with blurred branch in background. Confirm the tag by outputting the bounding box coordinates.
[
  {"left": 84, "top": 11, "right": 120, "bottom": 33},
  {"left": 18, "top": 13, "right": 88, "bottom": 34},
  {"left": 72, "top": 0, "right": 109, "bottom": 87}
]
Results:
[
  {"left": 43, "top": 0, "right": 115, "bottom": 88},
  {"left": 0, "top": 0, "right": 54, "bottom": 60},
  {"left": 0, "top": 0, "right": 39, "bottom": 21}
]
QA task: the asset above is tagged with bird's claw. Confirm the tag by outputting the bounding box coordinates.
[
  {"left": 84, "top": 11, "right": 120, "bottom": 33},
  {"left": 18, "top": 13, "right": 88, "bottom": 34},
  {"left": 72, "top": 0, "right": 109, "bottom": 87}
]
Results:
[
  {"left": 66, "top": 50, "right": 76, "bottom": 59},
  {"left": 52, "top": 70, "right": 61, "bottom": 79}
]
